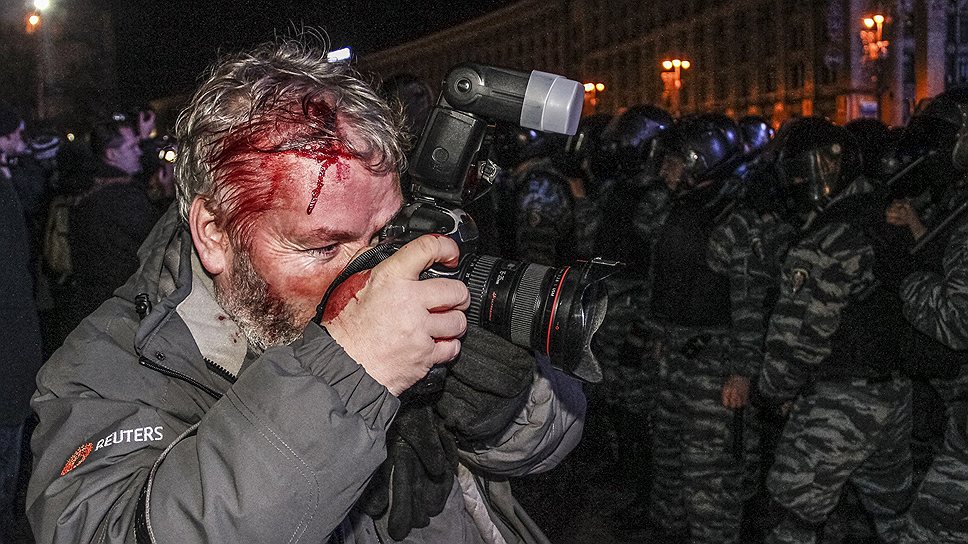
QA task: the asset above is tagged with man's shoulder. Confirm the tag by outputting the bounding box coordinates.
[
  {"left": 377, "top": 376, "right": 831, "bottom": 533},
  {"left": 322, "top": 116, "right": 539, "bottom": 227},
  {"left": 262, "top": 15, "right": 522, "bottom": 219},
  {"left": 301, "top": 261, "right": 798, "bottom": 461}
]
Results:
[{"left": 38, "top": 296, "right": 201, "bottom": 409}]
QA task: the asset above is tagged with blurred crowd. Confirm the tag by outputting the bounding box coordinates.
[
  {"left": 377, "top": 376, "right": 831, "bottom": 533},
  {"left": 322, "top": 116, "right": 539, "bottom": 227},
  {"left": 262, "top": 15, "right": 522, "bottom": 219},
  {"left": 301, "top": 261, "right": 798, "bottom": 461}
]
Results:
[
  {"left": 3, "top": 74, "right": 968, "bottom": 543},
  {"left": 0, "top": 103, "right": 175, "bottom": 539}
]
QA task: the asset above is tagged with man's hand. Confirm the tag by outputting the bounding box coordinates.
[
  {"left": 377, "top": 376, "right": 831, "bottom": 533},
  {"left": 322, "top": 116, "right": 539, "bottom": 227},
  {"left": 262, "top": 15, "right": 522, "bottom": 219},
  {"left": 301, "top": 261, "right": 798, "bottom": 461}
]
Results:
[
  {"left": 435, "top": 326, "right": 536, "bottom": 443},
  {"left": 322, "top": 235, "right": 470, "bottom": 396},
  {"left": 137, "top": 109, "right": 157, "bottom": 141},
  {"left": 886, "top": 199, "right": 927, "bottom": 239},
  {"left": 721, "top": 374, "right": 751, "bottom": 409},
  {"left": 568, "top": 177, "right": 587, "bottom": 199}
]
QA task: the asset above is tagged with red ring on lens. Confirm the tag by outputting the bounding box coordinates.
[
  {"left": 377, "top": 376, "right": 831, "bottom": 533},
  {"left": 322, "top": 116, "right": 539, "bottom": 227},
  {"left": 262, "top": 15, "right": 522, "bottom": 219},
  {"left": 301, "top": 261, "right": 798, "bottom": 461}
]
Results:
[{"left": 545, "top": 266, "right": 571, "bottom": 354}]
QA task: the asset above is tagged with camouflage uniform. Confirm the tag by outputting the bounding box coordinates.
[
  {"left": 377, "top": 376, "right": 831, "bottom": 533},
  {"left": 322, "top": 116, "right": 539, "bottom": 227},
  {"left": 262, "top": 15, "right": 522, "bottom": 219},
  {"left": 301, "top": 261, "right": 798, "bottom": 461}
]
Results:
[
  {"left": 591, "top": 176, "right": 671, "bottom": 520},
  {"left": 761, "top": 197, "right": 913, "bottom": 544},
  {"left": 899, "top": 215, "right": 968, "bottom": 544},
  {"left": 706, "top": 206, "right": 795, "bottom": 503},
  {"left": 592, "top": 174, "right": 670, "bottom": 269},
  {"left": 511, "top": 158, "right": 597, "bottom": 267},
  {"left": 645, "top": 184, "right": 743, "bottom": 543}
]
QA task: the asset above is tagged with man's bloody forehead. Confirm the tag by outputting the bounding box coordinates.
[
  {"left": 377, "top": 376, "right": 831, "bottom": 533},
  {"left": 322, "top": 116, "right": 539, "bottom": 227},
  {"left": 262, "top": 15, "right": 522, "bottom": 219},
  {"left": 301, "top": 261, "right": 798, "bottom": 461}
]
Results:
[{"left": 211, "top": 97, "right": 353, "bottom": 239}]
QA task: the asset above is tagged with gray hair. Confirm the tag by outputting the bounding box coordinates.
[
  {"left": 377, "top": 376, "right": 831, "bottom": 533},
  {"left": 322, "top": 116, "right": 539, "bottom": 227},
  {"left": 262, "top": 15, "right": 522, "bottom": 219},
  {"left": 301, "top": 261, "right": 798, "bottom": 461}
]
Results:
[{"left": 174, "top": 35, "right": 407, "bottom": 239}]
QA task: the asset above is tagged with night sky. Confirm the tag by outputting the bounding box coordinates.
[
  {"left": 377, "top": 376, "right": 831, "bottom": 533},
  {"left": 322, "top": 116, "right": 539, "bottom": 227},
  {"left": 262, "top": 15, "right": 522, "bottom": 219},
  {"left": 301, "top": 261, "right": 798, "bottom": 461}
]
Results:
[{"left": 110, "top": 0, "right": 516, "bottom": 104}]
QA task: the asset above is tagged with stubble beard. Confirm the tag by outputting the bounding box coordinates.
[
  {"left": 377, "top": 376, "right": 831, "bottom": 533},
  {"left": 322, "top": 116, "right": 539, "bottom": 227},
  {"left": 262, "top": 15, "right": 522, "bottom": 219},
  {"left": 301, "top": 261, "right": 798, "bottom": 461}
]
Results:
[{"left": 214, "top": 247, "right": 304, "bottom": 352}]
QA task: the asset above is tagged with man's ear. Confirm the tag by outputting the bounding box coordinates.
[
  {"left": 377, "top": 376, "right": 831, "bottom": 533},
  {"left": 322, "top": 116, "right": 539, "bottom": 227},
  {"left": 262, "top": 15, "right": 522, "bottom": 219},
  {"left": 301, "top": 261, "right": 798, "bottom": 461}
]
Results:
[{"left": 189, "top": 197, "right": 229, "bottom": 276}]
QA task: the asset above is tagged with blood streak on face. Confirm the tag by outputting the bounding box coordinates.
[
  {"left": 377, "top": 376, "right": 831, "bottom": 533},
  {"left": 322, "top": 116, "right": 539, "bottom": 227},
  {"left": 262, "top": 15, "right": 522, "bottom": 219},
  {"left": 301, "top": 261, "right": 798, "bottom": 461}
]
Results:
[
  {"left": 293, "top": 145, "right": 351, "bottom": 215},
  {"left": 213, "top": 97, "right": 354, "bottom": 234},
  {"left": 322, "top": 269, "right": 372, "bottom": 322}
]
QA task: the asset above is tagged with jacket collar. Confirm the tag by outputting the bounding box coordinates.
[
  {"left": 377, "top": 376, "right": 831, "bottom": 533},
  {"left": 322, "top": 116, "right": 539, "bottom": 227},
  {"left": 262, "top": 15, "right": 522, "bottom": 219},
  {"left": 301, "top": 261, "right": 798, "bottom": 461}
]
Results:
[
  {"left": 175, "top": 253, "right": 247, "bottom": 379},
  {"left": 122, "top": 205, "right": 247, "bottom": 390}
]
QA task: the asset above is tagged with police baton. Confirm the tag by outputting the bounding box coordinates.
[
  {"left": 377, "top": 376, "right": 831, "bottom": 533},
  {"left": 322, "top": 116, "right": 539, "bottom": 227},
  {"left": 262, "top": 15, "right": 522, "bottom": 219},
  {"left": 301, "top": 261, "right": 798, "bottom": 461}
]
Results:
[
  {"left": 910, "top": 196, "right": 968, "bottom": 255},
  {"left": 883, "top": 149, "right": 938, "bottom": 192},
  {"left": 731, "top": 406, "right": 744, "bottom": 462}
]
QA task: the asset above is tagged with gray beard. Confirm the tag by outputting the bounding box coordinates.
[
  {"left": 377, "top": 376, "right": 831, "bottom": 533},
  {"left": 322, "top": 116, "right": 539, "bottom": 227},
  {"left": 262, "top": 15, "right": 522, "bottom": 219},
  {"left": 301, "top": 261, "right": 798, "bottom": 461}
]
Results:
[{"left": 213, "top": 248, "right": 303, "bottom": 352}]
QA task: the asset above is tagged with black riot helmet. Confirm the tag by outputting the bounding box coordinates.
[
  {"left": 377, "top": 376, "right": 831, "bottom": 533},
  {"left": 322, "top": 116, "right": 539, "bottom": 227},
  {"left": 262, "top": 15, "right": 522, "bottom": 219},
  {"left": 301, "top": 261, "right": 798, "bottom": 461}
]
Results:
[
  {"left": 489, "top": 122, "right": 539, "bottom": 170},
  {"left": 895, "top": 86, "right": 968, "bottom": 197},
  {"left": 871, "top": 126, "right": 906, "bottom": 183},
  {"left": 656, "top": 113, "right": 743, "bottom": 189},
  {"left": 921, "top": 86, "right": 968, "bottom": 172},
  {"left": 773, "top": 117, "right": 862, "bottom": 216},
  {"left": 845, "top": 117, "right": 890, "bottom": 181},
  {"left": 562, "top": 113, "right": 612, "bottom": 179},
  {"left": 738, "top": 115, "right": 774, "bottom": 156},
  {"left": 591, "top": 104, "right": 673, "bottom": 181}
]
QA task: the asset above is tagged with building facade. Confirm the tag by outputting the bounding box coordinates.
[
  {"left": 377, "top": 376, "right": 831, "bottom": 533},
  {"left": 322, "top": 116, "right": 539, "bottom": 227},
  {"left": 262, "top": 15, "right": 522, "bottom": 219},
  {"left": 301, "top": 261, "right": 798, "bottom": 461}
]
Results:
[{"left": 362, "top": 0, "right": 955, "bottom": 126}]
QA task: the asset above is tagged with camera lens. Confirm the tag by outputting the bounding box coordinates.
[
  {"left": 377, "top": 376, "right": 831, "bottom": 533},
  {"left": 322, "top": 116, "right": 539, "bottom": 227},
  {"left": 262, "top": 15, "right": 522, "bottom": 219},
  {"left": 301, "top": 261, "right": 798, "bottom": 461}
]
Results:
[{"left": 461, "top": 255, "right": 610, "bottom": 380}]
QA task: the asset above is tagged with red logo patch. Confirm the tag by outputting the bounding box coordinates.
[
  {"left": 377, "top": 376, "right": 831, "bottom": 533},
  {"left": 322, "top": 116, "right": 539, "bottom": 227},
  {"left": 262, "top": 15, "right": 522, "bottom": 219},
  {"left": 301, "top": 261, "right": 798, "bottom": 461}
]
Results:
[{"left": 60, "top": 443, "right": 93, "bottom": 476}]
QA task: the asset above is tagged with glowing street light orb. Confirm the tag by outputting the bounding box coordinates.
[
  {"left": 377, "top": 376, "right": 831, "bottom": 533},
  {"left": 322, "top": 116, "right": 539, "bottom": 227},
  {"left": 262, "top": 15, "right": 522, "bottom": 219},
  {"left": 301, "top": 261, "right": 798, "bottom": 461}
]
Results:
[
  {"left": 672, "top": 59, "right": 682, "bottom": 68},
  {"left": 662, "top": 60, "right": 673, "bottom": 70},
  {"left": 28, "top": 13, "right": 40, "bottom": 26},
  {"left": 873, "top": 14, "right": 884, "bottom": 25},
  {"left": 34, "top": 0, "right": 50, "bottom": 11},
  {"left": 863, "top": 17, "right": 875, "bottom": 29},
  {"left": 584, "top": 82, "right": 595, "bottom": 92},
  {"left": 595, "top": 82, "right": 605, "bottom": 92},
  {"left": 681, "top": 60, "right": 691, "bottom": 70}
]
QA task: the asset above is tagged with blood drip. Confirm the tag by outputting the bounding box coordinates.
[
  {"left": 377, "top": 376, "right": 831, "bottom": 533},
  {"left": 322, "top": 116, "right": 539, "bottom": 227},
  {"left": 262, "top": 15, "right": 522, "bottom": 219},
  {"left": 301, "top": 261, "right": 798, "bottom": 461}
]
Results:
[
  {"left": 295, "top": 145, "right": 350, "bottom": 215},
  {"left": 322, "top": 269, "right": 371, "bottom": 322}
]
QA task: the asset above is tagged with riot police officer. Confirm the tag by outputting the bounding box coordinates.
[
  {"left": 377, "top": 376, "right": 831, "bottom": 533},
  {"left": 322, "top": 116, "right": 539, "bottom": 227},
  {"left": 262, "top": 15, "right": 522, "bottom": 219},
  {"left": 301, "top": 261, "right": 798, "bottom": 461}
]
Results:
[
  {"left": 645, "top": 113, "right": 748, "bottom": 543},
  {"left": 895, "top": 86, "right": 968, "bottom": 544},
  {"left": 759, "top": 118, "right": 913, "bottom": 544}
]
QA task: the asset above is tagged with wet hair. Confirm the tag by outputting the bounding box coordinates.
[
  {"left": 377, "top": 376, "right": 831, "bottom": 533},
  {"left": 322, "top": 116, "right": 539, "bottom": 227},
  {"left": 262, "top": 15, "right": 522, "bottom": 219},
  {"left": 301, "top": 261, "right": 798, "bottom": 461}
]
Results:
[{"left": 174, "top": 33, "right": 406, "bottom": 241}]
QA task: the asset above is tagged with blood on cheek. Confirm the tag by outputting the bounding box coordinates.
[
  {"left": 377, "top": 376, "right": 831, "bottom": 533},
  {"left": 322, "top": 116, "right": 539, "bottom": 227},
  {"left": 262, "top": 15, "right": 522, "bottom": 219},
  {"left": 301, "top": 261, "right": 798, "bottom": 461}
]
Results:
[{"left": 322, "top": 270, "right": 371, "bottom": 322}]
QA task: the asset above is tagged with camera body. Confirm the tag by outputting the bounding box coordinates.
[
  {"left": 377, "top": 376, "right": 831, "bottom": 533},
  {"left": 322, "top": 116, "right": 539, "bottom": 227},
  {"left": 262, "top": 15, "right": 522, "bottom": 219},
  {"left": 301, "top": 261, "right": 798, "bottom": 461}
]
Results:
[{"left": 319, "top": 64, "right": 615, "bottom": 385}]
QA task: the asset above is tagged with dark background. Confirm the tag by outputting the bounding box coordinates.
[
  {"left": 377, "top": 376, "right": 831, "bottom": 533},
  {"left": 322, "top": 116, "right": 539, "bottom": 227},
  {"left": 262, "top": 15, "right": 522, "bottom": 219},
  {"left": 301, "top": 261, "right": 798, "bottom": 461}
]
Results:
[{"left": 110, "top": 0, "right": 515, "bottom": 104}]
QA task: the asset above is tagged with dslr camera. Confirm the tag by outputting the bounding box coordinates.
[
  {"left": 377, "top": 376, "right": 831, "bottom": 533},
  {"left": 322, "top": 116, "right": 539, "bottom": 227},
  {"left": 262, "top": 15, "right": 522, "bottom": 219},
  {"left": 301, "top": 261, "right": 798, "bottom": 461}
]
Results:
[{"left": 320, "top": 64, "right": 617, "bottom": 385}]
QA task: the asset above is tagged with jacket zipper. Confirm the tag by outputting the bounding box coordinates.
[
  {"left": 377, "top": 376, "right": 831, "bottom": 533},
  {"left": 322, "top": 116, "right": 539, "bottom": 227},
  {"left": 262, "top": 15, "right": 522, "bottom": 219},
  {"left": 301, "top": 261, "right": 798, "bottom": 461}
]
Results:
[
  {"left": 139, "top": 356, "right": 223, "bottom": 400},
  {"left": 204, "top": 357, "right": 238, "bottom": 384}
]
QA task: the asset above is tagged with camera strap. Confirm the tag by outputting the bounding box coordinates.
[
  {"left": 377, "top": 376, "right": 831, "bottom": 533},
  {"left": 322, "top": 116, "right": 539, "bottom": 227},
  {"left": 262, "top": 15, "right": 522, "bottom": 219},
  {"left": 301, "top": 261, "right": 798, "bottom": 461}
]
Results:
[{"left": 312, "top": 242, "right": 399, "bottom": 324}]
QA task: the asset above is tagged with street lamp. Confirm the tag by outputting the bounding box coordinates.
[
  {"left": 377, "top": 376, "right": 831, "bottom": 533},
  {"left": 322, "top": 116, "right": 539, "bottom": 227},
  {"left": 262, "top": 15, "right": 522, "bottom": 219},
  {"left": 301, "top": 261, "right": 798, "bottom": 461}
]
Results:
[
  {"left": 661, "top": 58, "right": 691, "bottom": 115},
  {"left": 26, "top": 12, "right": 41, "bottom": 33},
  {"left": 29, "top": 0, "right": 53, "bottom": 119},
  {"left": 860, "top": 13, "right": 889, "bottom": 61},
  {"left": 583, "top": 81, "right": 606, "bottom": 112},
  {"left": 859, "top": 13, "right": 889, "bottom": 121}
]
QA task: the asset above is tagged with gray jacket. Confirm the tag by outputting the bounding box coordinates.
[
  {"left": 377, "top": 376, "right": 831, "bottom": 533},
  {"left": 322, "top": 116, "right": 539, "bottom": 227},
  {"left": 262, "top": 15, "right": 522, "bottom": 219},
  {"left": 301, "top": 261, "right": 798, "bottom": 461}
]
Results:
[{"left": 27, "top": 207, "right": 585, "bottom": 543}]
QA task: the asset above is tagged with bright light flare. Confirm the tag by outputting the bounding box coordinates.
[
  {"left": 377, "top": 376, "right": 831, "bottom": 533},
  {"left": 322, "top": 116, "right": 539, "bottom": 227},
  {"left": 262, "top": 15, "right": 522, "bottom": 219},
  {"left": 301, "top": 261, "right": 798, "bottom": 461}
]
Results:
[
  {"left": 584, "top": 82, "right": 595, "bottom": 92},
  {"left": 326, "top": 47, "right": 352, "bottom": 62},
  {"left": 28, "top": 13, "right": 40, "bottom": 26},
  {"left": 681, "top": 60, "right": 691, "bottom": 70},
  {"left": 66, "top": 133, "right": 75, "bottom": 142},
  {"left": 662, "top": 60, "right": 673, "bottom": 70},
  {"left": 595, "top": 83, "right": 605, "bottom": 92},
  {"left": 34, "top": 0, "right": 50, "bottom": 11},
  {"left": 863, "top": 17, "right": 875, "bottom": 28},
  {"left": 873, "top": 14, "right": 884, "bottom": 24}
]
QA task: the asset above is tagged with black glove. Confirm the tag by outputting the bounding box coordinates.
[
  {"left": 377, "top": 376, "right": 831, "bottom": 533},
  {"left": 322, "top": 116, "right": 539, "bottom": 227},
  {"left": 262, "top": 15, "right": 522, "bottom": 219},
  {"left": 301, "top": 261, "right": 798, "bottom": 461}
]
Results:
[
  {"left": 435, "top": 326, "right": 536, "bottom": 443},
  {"left": 359, "top": 400, "right": 457, "bottom": 541}
]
